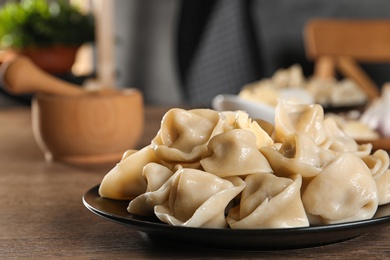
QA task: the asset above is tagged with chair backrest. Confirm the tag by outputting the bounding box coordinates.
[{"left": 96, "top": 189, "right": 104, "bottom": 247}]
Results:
[{"left": 304, "top": 19, "right": 390, "bottom": 99}]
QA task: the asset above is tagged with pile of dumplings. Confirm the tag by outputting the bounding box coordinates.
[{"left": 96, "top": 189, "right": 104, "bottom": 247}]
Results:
[
  {"left": 98, "top": 100, "right": 390, "bottom": 229},
  {"left": 239, "top": 64, "right": 367, "bottom": 108}
]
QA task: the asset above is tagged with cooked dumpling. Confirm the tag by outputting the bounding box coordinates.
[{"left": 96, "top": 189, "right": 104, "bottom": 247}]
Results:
[
  {"left": 151, "top": 108, "right": 232, "bottom": 162},
  {"left": 142, "top": 163, "right": 175, "bottom": 192},
  {"left": 99, "top": 146, "right": 161, "bottom": 200},
  {"left": 321, "top": 117, "right": 372, "bottom": 158},
  {"left": 374, "top": 169, "right": 390, "bottom": 206},
  {"left": 260, "top": 133, "right": 336, "bottom": 179},
  {"left": 120, "top": 149, "right": 138, "bottom": 161},
  {"left": 305, "top": 78, "right": 335, "bottom": 106},
  {"left": 363, "top": 150, "right": 390, "bottom": 179},
  {"left": 227, "top": 173, "right": 309, "bottom": 229},
  {"left": 127, "top": 164, "right": 178, "bottom": 216},
  {"left": 200, "top": 129, "right": 273, "bottom": 178},
  {"left": 274, "top": 100, "right": 326, "bottom": 145},
  {"left": 302, "top": 152, "right": 378, "bottom": 225},
  {"left": 154, "top": 168, "right": 246, "bottom": 228},
  {"left": 239, "top": 80, "right": 280, "bottom": 106},
  {"left": 330, "top": 79, "right": 367, "bottom": 107},
  {"left": 362, "top": 150, "right": 390, "bottom": 205},
  {"left": 325, "top": 113, "right": 380, "bottom": 141}
]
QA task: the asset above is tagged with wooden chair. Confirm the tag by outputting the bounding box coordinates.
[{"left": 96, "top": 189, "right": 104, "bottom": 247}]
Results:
[{"left": 303, "top": 19, "right": 390, "bottom": 100}]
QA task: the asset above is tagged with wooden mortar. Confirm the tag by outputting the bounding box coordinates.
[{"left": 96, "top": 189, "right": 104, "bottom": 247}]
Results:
[{"left": 1, "top": 56, "right": 144, "bottom": 164}]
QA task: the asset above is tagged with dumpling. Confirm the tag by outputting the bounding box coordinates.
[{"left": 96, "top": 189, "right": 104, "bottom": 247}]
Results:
[
  {"left": 200, "top": 129, "right": 273, "bottom": 178},
  {"left": 151, "top": 108, "right": 232, "bottom": 162},
  {"left": 274, "top": 100, "right": 326, "bottom": 145},
  {"left": 302, "top": 152, "right": 378, "bottom": 225},
  {"left": 363, "top": 150, "right": 390, "bottom": 179},
  {"left": 154, "top": 168, "right": 246, "bottom": 228},
  {"left": 239, "top": 80, "right": 280, "bottom": 106},
  {"left": 362, "top": 149, "right": 390, "bottom": 205},
  {"left": 374, "top": 169, "right": 390, "bottom": 206},
  {"left": 325, "top": 113, "right": 380, "bottom": 141},
  {"left": 305, "top": 77, "right": 335, "bottom": 106},
  {"left": 272, "top": 64, "right": 306, "bottom": 89},
  {"left": 99, "top": 146, "right": 161, "bottom": 200},
  {"left": 227, "top": 173, "right": 309, "bottom": 229},
  {"left": 330, "top": 79, "right": 367, "bottom": 107},
  {"left": 320, "top": 117, "right": 372, "bottom": 158},
  {"left": 261, "top": 133, "right": 336, "bottom": 179},
  {"left": 127, "top": 163, "right": 177, "bottom": 216},
  {"left": 120, "top": 149, "right": 138, "bottom": 161},
  {"left": 142, "top": 163, "right": 175, "bottom": 192}
]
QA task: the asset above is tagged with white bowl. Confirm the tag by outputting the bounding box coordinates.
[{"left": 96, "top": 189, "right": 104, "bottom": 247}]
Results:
[
  {"left": 211, "top": 89, "right": 314, "bottom": 124},
  {"left": 212, "top": 94, "right": 276, "bottom": 123}
]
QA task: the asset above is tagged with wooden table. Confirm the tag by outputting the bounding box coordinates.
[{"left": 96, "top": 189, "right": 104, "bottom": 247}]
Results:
[{"left": 1, "top": 106, "right": 390, "bottom": 259}]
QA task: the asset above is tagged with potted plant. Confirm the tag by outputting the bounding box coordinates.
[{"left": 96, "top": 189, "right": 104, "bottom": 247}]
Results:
[{"left": 0, "top": 0, "right": 95, "bottom": 74}]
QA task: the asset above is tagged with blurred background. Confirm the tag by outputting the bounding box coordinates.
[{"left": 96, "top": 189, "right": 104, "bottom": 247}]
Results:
[{"left": 1, "top": 0, "right": 390, "bottom": 108}]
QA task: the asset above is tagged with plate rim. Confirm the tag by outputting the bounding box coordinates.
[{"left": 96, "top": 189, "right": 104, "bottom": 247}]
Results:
[{"left": 83, "top": 184, "right": 390, "bottom": 250}]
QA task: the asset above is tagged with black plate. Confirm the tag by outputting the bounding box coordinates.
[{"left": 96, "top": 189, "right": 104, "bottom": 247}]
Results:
[{"left": 83, "top": 185, "right": 390, "bottom": 250}]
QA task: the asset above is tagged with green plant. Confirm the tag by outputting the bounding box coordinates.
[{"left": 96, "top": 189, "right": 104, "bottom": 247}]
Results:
[{"left": 0, "top": 0, "right": 95, "bottom": 49}]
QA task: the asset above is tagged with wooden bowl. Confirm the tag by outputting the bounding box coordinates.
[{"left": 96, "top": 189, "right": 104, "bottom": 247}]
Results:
[{"left": 31, "top": 88, "right": 144, "bottom": 164}]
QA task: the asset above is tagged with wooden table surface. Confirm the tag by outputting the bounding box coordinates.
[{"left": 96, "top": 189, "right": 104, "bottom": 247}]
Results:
[{"left": 1, "top": 106, "right": 390, "bottom": 259}]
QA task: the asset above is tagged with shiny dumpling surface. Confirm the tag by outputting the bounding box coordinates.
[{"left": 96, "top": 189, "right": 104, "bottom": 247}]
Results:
[
  {"left": 98, "top": 146, "right": 160, "bottom": 200},
  {"left": 363, "top": 150, "right": 390, "bottom": 205},
  {"left": 302, "top": 152, "right": 378, "bottom": 225},
  {"left": 154, "top": 168, "right": 246, "bottom": 228},
  {"left": 98, "top": 102, "right": 390, "bottom": 229},
  {"left": 227, "top": 173, "right": 309, "bottom": 229},
  {"left": 274, "top": 100, "right": 326, "bottom": 145},
  {"left": 127, "top": 163, "right": 177, "bottom": 216},
  {"left": 151, "top": 108, "right": 231, "bottom": 162},
  {"left": 261, "top": 133, "right": 336, "bottom": 179},
  {"left": 200, "top": 129, "right": 273, "bottom": 177}
]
